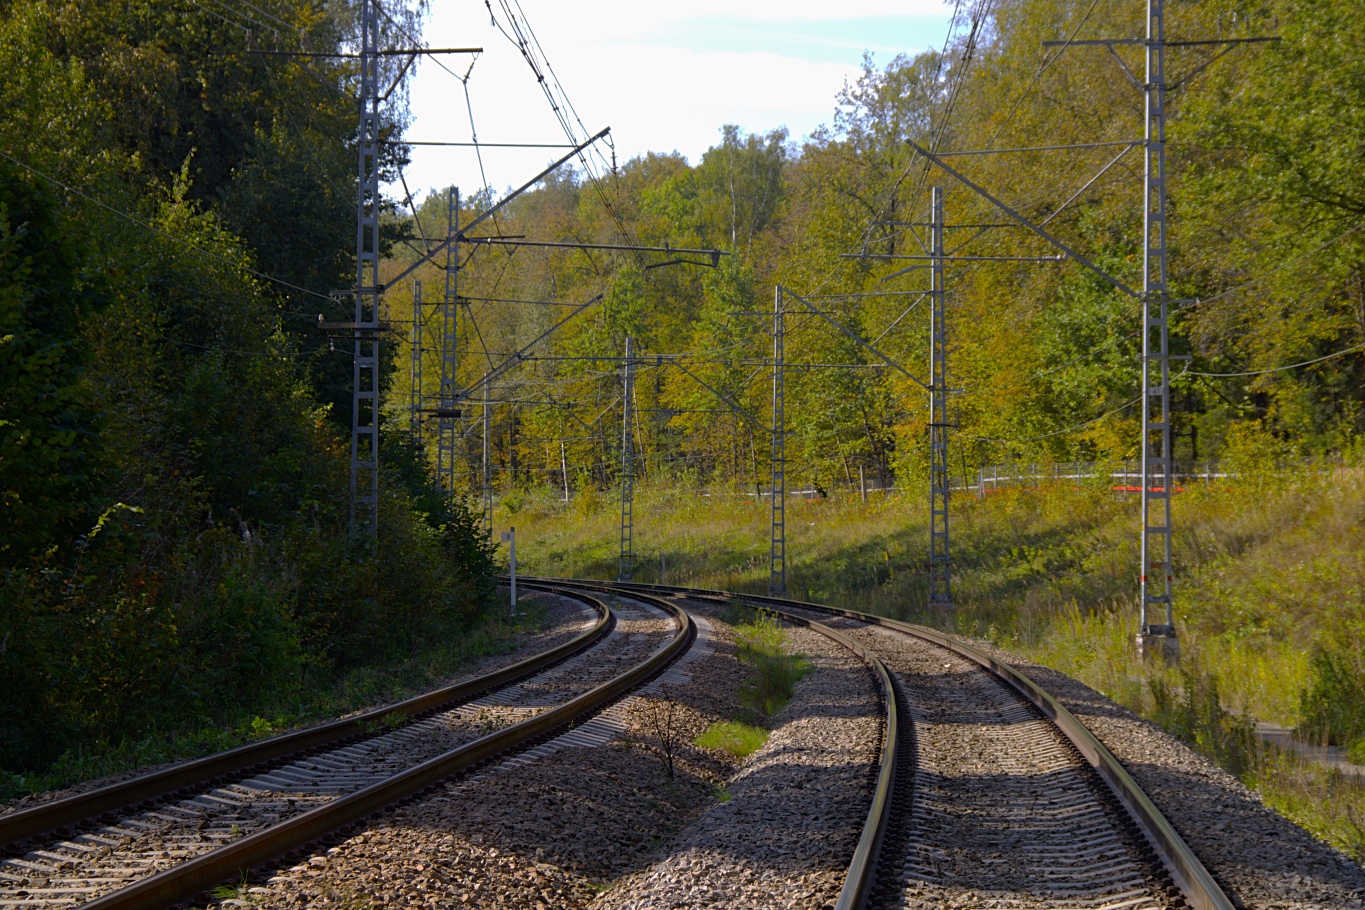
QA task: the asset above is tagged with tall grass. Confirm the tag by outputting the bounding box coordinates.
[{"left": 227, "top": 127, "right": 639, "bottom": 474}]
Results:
[
  {"left": 694, "top": 721, "right": 769, "bottom": 758},
  {"left": 731, "top": 610, "right": 810, "bottom": 719},
  {"left": 509, "top": 468, "right": 1365, "bottom": 726},
  {"left": 1251, "top": 751, "right": 1365, "bottom": 864}
]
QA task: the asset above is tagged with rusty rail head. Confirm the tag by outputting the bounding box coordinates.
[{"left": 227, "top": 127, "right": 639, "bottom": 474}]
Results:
[{"left": 1, "top": 590, "right": 612, "bottom": 851}]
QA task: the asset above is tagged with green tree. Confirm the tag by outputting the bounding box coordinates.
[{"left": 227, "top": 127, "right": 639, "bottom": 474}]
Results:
[
  {"left": 0, "top": 161, "right": 103, "bottom": 563},
  {"left": 694, "top": 126, "right": 790, "bottom": 255}
]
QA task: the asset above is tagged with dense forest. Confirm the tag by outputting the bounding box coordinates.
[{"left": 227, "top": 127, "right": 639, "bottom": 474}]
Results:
[
  {"left": 0, "top": 0, "right": 495, "bottom": 788},
  {"left": 2, "top": 0, "right": 1363, "bottom": 790},
  {"left": 392, "top": 0, "right": 1365, "bottom": 497}
]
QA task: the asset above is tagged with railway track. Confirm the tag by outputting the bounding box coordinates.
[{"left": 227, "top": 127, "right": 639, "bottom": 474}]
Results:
[
  {"left": 2, "top": 576, "right": 1241, "bottom": 910},
  {"left": 539, "top": 577, "right": 1236, "bottom": 910},
  {"left": 0, "top": 585, "right": 695, "bottom": 910}
]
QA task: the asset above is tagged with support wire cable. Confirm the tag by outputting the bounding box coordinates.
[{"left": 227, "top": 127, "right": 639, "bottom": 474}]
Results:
[
  {"left": 1192, "top": 220, "right": 1365, "bottom": 308},
  {"left": 470, "top": 6, "right": 977, "bottom": 442},
  {"left": 853, "top": 0, "right": 978, "bottom": 263},
  {"left": 1187, "top": 343, "right": 1365, "bottom": 378},
  {"left": 503, "top": 0, "right": 622, "bottom": 185},
  {"left": 983, "top": 0, "right": 1102, "bottom": 150},
  {"left": 484, "top": 0, "right": 643, "bottom": 257},
  {"left": 201, "top": 0, "right": 280, "bottom": 35},
  {"left": 207, "top": 0, "right": 301, "bottom": 36},
  {"left": 902, "top": 0, "right": 995, "bottom": 225},
  {"left": 936, "top": 0, "right": 1117, "bottom": 262},
  {"left": 964, "top": 396, "right": 1141, "bottom": 445},
  {"left": 372, "top": 2, "right": 472, "bottom": 87},
  {"left": 186, "top": 0, "right": 253, "bottom": 33}
]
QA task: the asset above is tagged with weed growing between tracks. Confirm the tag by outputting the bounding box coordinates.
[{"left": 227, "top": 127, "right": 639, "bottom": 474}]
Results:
[
  {"left": 730, "top": 607, "right": 811, "bottom": 719},
  {"left": 694, "top": 721, "right": 769, "bottom": 758},
  {"left": 688, "top": 605, "right": 802, "bottom": 761}
]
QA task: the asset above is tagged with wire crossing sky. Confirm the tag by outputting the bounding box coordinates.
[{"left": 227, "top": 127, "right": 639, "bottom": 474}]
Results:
[{"left": 397, "top": 0, "right": 955, "bottom": 200}]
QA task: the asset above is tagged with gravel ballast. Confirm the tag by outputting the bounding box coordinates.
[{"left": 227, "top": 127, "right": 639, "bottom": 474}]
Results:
[
  {"left": 232, "top": 596, "right": 884, "bottom": 910},
  {"left": 959, "top": 636, "right": 1365, "bottom": 910},
  {"left": 590, "top": 609, "right": 883, "bottom": 910},
  {"left": 0, "top": 594, "right": 661, "bottom": 907},
  {"left": 788, "top": 616, "right": 1174, "bottom": 910}
]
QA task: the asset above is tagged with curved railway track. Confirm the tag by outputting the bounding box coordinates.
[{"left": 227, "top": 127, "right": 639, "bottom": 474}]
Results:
[
  {"left": 2, "top": 576, "right": 1240, "bottom": 910},
  {"left": 0, "top": 585, "right": 695, "bottom": 910},
  {"left": 538, "top": 577, "right": 1235, "bottom": 910}
]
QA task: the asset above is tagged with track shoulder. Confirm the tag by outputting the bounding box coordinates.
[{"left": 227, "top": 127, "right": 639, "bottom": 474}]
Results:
[
  {"left": 562, "top": 579, "right": 1254, "bottom": 910},
  {"left": 588, "top": 600, "right": 883, "bottom": 910},
  {"left": 2, "top": 588, "right": 696, "bottom": 910},
  {"left": 955, "top": 635, "right": 1365, "bottom": 910}
]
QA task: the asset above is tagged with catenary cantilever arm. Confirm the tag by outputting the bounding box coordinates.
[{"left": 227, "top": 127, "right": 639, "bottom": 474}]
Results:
[
  {"left": 904, "top": 138, "right": 1138, "bottom": 298},
  {"left": 669, "top": 361, "right": 766, "bottom": 431},
  {"left": 382, "top": 128, "right": 612, "bottom": 292},
  {"left": 447, "top": 294, "right": 604, "bottom": 408},
  {"left": 780, "top": 286, "right": 932, "bottom": 391}
]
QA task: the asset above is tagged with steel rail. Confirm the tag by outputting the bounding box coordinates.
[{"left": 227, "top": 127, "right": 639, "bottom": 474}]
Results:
[
  {"left": 1, "top": 594, "right": 613, "bottom": 851},
  {"left": 72, "top": 585, "right": 693, "bottom": 910},
  {"left": 534, "top": 578, "right": 898, "bottom": 910},
  {"left": 534, "top": 576, "right": 1235, "bottom": 910}
]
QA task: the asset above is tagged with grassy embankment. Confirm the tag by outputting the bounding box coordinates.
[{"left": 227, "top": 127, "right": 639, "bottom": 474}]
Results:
[{"left": 499, "top": 465, "right": 1365, "bottom": 861}]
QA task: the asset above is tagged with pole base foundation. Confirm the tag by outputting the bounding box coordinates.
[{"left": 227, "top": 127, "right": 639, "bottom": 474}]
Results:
[{"left": 1136, "top": 627, "right": 1180, "bottom": 664}]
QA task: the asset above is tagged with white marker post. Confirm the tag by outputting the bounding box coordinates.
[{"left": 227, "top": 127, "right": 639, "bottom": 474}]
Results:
[{"left": 500, "top": 527, "right": 517, "bottom": 615}]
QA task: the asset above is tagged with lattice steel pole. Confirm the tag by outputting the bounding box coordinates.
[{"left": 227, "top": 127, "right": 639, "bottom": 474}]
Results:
[
  {"left": 481, "top": 374, "right": 493, "bottom": 537},
  {"left": 1137, "top": 0, "right": 1179, "bottom": 662},
  {"left": 350, "top": 0, "right": 381, "bottom": 541},
  {"left": 436, "top": 187, "right": 461, "bottom": 494},
  {"left": 619, "top": 336, "right": 635, "bottom": 582},
  {"left": 928, "top": 187, "right": 953, "bottom": 610},
  {"left": 770, "top": 287, "right": 786, "bottom": 597},
  {"left": 409, "top": 280, "right": 422, "bottom": 440}
]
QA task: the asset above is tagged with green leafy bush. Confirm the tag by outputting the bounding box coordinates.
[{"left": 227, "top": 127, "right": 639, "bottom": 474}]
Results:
[
  {"left": 0, "top": 159, "right": 104, "bottom": 564},
  {"left": 0, "top": 0, "right": 500, "bottom": 798}
]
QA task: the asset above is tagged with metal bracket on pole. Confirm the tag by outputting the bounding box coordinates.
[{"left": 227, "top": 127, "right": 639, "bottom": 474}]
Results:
[
  {"left": 381, "top": 129, "right": 614, "bottom": 293},
  {"left": 669, "top": 361, "right": 766, "bottom": 431},
  {"left": 779, "top": 286, "right": 932, "bottom": 391}
]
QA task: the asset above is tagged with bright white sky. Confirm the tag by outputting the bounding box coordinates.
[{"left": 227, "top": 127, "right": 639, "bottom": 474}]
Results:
[{"left": 393, "top": 0, "right": 954, "bottom": 202}]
